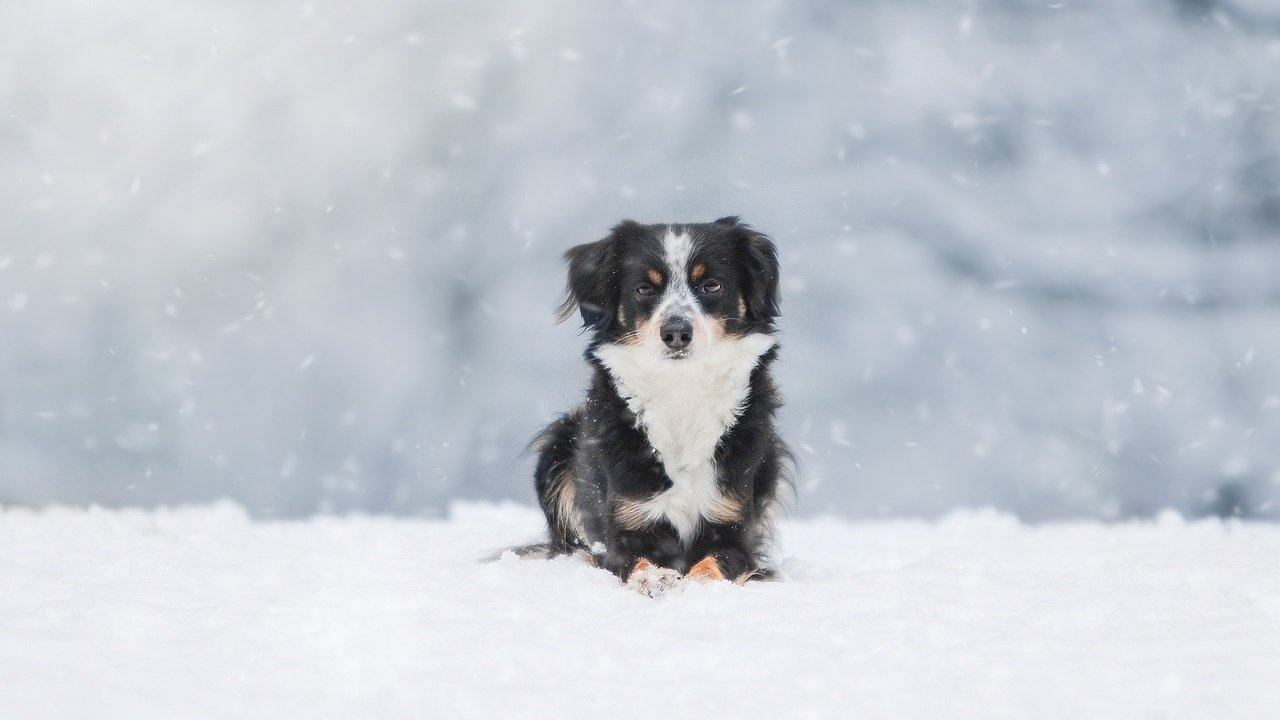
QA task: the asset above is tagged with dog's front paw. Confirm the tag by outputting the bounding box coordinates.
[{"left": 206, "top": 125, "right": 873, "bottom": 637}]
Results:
[
  {"left": 686, "top": 555, "right": 728, "bottom": 582},
  {"left": 688, "top": 553, "right": 765, "bottom": 585},
  {"left": 625, "top": 558, "right": 683, "bottom": 597}
]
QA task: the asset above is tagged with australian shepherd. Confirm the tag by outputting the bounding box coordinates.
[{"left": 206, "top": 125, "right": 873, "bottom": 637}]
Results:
[{"left": 529, "top": 217, "right": 791, "bottom": 596}]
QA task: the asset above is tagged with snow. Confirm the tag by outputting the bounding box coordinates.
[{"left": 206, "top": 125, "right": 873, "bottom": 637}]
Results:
[{"left": 3, "top": 503, "right": 1277, "bottom": 718}]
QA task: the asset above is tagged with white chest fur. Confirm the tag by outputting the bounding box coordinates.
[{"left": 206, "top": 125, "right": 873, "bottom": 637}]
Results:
[{"left": 595, "top": 332, "right": 776, "bottom": 543}]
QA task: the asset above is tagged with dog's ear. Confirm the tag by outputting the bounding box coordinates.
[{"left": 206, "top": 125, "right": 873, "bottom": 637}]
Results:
[
  {"left": 555, "top": 232, "right": 620, "bottom": 327},
  {"left": 730, "top": 220, "right": 781, "bottom": 322}
]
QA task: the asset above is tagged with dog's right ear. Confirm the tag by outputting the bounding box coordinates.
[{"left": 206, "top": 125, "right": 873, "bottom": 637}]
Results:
[{"left": 555, "top": 233, "right": 619, "bottom": 327}]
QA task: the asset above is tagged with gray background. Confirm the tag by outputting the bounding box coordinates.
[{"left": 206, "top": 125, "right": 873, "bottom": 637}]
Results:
[{"left": 3, "top": 0, "right": 1279, "bottom": 520}]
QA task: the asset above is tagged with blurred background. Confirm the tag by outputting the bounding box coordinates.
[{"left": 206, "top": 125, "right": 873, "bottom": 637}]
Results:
[{"left": 2, "top": 0, "right": 1278, "bottom": 520}]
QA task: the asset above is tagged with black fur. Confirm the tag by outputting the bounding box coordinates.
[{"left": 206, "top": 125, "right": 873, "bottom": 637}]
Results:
[{"left": 531, "top": 218, "right": 791, "bottom": 586}]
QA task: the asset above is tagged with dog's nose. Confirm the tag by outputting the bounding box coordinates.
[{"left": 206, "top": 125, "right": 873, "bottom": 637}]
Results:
[{"left": 660, "top": 318, "right": 693, "bottom": 351}]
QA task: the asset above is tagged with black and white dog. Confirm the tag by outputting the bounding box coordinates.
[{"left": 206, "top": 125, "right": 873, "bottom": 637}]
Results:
[{"left": 531, "top": 217, "right": 790, "bottom": 595}]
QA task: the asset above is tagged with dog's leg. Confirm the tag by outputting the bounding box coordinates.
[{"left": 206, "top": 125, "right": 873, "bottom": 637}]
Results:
[
  {"left": 532, "top": 413, "right": 584, "bottom": 552},
  {"left": 600, "top": 504, "right": 686, "bottom": 596},
  {"left": 687, "top": 547, "right": 759, "bottom": 585}
]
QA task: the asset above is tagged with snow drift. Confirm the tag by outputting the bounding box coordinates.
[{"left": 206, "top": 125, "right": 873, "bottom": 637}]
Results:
[{"left": 2, "top": 503, "right": 1277, "bottom": 718}]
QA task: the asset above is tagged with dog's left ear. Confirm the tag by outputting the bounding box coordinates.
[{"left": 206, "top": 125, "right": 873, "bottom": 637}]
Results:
[
  {"left": 555, "top": 229, "right": 622, "bottom": 328},
  {"left": 723, "top": 218, "right": 781, "bottom": 322}
]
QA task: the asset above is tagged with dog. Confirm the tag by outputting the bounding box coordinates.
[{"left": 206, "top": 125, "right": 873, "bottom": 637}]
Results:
[{"left": 530, "top": 216, "right": 791, "bottom": 595}]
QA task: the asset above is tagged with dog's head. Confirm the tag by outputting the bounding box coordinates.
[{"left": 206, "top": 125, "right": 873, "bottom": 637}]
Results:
[{"left": 556, "top": 217, "right": 780, "bottom": 359}]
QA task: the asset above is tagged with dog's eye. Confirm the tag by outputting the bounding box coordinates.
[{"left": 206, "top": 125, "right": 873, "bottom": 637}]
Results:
[
  {"left": 700, "top": 279, "right": 722, "bottom": 294},
  {"left": 636, "top": 284, "right": 656, "bottom": 297}
]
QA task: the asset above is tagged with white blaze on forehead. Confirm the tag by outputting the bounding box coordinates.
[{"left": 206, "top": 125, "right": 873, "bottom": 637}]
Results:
[
  {"left": 663, "top": 228, "right": 692, "bottom": 280},
  {"left": 658, "top": 228, "right": 697, "bottom": 319}
]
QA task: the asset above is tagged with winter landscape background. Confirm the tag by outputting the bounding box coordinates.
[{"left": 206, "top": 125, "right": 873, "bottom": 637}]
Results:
[{"left": 3, "top": 0, "right": 1280, "bottom": 521}]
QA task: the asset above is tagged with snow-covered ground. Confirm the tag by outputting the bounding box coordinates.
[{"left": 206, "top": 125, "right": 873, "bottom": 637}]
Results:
[{"left": 3, "top": 503, "right": 1277, "bottom": 718}]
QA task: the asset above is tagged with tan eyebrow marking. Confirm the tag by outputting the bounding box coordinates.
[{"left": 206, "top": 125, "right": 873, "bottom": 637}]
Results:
[
  {"left": 646, "top": 269, "right": 663, "bottom": 286},
  {"left": 690, "top": 263, "right": 706, "bottom": 281}
]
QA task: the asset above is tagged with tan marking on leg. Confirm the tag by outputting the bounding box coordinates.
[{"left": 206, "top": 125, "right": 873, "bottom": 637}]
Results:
[
  {"left": 647, "top": 269, "right": 663, "bottom": 286},
  {"left": 687, "top": 556, "right": 726, "bottom": 582},
  {"left": 631, "top": 558, "right": 654, "bottom": 575},
  {"left": 691, "top": 263, "right": 706, "bottom": 281},
  {"left": 733, "top": 568, "right": 759, "bottom": 585},
  {"left": 550, "top": 468, "right": 585, "bottom": 541},
  {"left": 704, "top": 493, "right": 744, "bottom": 525},
  {"left": 614, "top": 498, "right": 652, "bottom": 531}
]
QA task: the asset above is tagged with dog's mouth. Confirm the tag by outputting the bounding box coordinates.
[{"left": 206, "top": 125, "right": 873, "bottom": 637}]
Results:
[{"left": 664, "top": 349, "right": 692, "bottom": 361}]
